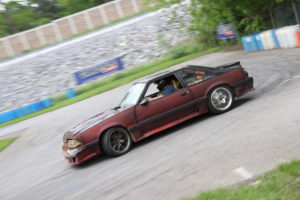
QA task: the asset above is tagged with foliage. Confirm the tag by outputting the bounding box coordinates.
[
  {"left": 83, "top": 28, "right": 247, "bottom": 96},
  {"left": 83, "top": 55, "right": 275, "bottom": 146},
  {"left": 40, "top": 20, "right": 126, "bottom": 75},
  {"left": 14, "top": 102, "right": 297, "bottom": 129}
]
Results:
[
  {"left": 189, "top": 0, "right": 288, "bottom": 46},
  {"left": 147, "top": 0, "right": 290, "bottom": 47},
  {"left": 28, "top": 0, "right": 63, "bottom": 19},
  {"left": 56, "top": 0, "right": 107, "bottom": 15},
  {"left": 0, "top": 1, "right": 40, "bottom": 35},
  {"left": 187, "top": 160, "right": 300, "bottom": 200},
  {"left": 0, "top": 12, "right": 10, "bottom": 37},
  {"left": 169, "top": 43, "right": 201, "bottom": 59},
  {"left": 0, "top": 0, "right": 112, "bottom": 37}
]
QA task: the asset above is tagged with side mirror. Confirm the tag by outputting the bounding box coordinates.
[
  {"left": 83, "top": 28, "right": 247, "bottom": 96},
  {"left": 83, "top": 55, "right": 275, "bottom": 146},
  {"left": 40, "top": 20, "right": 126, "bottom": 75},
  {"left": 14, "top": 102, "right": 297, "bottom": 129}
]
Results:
[{"left": 140, "top": 98, "right": 149, "bottom": 106}]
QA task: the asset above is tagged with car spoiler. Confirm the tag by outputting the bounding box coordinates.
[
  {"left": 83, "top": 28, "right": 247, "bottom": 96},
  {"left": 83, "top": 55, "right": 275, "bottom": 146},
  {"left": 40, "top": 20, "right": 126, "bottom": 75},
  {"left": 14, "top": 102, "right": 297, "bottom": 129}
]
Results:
[{"left": 215, "top": 61, "right": 241, "bottom": 69}]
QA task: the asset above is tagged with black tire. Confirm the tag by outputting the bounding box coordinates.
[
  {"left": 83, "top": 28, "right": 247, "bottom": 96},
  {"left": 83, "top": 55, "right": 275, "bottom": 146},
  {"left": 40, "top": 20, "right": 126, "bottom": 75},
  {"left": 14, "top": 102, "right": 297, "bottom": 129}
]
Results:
[
  {"left": 208, "top": 85, "right": 234, "bottom": 114},
  {"left": 101, "top": 127, "right": 132, "bottom": 156}
]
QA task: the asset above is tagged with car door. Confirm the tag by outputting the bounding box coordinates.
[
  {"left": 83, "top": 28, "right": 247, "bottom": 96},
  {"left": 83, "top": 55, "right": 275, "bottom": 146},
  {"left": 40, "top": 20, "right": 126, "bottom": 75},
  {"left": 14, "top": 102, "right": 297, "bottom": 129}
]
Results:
[{"left": 134, "top": 74, "right": 196, "bottom": 135}]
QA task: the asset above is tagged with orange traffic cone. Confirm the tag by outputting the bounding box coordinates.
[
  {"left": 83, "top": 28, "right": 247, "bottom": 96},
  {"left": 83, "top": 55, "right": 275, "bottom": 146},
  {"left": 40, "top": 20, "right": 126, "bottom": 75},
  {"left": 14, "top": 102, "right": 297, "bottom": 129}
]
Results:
[{"left": 296, "top": 31, "right": 300, "bottom": 47}]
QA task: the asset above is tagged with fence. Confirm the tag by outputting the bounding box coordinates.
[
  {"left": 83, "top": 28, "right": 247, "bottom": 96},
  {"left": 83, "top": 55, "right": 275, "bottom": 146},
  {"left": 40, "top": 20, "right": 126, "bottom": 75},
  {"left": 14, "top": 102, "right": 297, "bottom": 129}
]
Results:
[
  {"left": 240, "top": 1, "right": 300, "bottom": 51},
  {"left": 0, "top": 0, "right": 145, "bottom": 60},
  {"left": 270, "top": 0, "right": 300, "bottom": 28}
]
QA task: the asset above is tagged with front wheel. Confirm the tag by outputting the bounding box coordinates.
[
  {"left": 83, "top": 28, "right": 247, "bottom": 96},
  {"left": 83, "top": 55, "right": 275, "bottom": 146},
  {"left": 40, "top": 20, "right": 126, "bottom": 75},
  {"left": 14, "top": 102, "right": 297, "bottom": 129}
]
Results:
[
  {"left": 101, "top": 127, "right": 132, "bottom": 156},
  {"left": 208, "top": 86, "right": 234, "bottom": 114}
]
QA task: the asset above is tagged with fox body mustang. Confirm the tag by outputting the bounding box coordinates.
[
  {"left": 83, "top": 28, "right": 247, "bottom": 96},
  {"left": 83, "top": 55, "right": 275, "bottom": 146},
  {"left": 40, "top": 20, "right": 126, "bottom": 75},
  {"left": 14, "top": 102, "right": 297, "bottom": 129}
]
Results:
[{"left": 63, "top": 62, "right": 254, "bottom": 165}]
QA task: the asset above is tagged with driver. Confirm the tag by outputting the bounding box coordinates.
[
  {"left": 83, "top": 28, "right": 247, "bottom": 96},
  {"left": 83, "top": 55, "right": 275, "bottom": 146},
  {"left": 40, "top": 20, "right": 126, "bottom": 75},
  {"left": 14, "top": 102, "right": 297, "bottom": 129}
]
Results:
[
  {"left": 158, "top": 79, "right": 176, "bottom": 96},
  {"left": 148, "top": 79, "right": 176, "bottom": 101}
]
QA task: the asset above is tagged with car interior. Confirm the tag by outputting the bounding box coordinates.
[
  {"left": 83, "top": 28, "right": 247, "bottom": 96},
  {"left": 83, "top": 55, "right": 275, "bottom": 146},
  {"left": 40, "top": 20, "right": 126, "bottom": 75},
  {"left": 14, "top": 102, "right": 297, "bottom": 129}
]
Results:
[{"left": 178, "top": 68, "right": 206, "bottom": 86}]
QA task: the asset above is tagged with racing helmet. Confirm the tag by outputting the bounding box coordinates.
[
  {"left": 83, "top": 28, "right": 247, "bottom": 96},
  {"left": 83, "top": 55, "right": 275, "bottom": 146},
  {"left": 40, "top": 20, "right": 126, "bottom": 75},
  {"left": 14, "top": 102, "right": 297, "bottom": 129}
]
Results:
[{"left": 157, "top": 79, "right": 166, "bottom": 91}]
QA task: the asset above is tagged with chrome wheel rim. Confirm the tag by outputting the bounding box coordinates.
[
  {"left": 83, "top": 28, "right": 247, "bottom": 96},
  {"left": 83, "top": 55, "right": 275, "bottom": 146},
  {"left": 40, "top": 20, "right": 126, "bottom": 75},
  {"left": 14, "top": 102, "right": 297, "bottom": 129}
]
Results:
[
  {"left": 109, "top": 129, "right": 130, "bottom": 153},
  {"left": 211, "top": 87, "right": 232, "bottom": 111}
]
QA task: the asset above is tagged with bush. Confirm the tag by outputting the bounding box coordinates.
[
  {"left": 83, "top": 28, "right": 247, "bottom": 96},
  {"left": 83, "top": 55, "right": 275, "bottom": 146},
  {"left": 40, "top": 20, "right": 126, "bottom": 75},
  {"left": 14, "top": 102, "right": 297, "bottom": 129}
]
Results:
[
  {"left": 51, "top": 93, "right": 68, "bottom": 104},
  {"left": 169, "top": 43, "right": 201, "bottom": 59}
]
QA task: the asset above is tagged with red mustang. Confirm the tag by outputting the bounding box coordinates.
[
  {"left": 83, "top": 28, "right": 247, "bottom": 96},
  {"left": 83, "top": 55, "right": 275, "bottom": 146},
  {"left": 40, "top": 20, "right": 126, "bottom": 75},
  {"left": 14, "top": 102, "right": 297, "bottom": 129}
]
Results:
[{"left": 63, "top": 62, "right": 254, "bottom": 165}]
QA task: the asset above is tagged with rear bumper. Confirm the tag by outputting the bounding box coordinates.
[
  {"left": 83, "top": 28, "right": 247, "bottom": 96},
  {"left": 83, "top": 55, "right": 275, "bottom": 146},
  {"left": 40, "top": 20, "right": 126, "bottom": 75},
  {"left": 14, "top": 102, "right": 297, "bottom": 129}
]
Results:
[
  {"left": 62, "top": 141, "right": 101, "bottom": 165},
  {"left": 233, "top": 77, "right": 254, "bottom": 97}
]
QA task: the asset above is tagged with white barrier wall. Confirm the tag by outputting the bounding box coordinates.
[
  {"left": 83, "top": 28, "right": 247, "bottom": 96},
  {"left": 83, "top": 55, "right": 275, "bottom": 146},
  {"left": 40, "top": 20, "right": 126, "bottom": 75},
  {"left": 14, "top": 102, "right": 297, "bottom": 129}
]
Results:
[
  {"left": 278, "top": 25, "right": 300, "bottom": 48},
  {"left": 0, "top": 0, "right": 145, "bottom": 59},
  {"left": 261, "top": 30, "right": 275, "bottom": 50},
  {"left": 242, "top": 24, "right": 300, "bottom": 52}
]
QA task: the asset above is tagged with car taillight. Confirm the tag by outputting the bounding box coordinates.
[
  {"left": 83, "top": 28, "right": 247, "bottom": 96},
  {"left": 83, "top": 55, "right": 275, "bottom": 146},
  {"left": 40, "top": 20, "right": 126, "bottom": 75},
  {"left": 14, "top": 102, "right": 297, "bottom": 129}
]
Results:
[{"left": 242, "top": 70, "right": 248, "bottom": 78}]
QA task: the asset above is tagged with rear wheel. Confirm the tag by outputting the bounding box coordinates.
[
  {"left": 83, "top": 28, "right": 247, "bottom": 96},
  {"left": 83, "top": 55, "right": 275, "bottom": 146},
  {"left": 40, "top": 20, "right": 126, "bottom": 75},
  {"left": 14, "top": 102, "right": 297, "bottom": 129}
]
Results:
[
  {"left": 101, "top": 127, "right": 132, "bottom": 156},
  {"left": 208, "top": 86, "right": 234, "bottom": 114}
]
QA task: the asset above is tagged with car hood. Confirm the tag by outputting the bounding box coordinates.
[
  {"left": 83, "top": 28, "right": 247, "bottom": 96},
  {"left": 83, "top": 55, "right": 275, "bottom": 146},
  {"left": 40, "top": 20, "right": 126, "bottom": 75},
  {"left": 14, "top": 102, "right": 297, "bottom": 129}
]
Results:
[{"left": 67, "top": 108, "right": 121, "bottom": 135}]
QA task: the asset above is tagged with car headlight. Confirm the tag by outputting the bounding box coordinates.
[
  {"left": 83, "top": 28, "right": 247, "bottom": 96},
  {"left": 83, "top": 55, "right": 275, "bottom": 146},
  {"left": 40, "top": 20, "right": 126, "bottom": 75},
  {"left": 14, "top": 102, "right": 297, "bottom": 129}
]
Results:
[{"left": 67, "top": 139, "right": 82, "bottom": 149}]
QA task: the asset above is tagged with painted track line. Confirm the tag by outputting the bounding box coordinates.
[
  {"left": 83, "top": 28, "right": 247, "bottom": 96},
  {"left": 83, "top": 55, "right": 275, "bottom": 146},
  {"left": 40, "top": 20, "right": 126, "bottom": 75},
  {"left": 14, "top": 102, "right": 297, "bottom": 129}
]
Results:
[{"left": 234, "top": 167, "right": 254, "bottom": 180}]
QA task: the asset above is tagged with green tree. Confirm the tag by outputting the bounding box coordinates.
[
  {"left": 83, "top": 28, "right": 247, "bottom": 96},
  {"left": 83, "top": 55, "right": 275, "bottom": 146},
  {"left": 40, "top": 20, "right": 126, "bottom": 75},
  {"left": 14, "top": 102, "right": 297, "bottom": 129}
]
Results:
[
  {"left": 0, "top": 12, "right": 10, "bottom": 37},
  {"left": 1, "top": 1, "right": 38, "bottom": 34},
  {"left": 57, "top": 0, "right": 108, "bottom": 15},
  {"left": 28, "top": 0, "right": 63, "bottom": 20},
  {"left": 189, "top": 0, "right": 288, "bottom": 46},
  {"left": 0, "top": 0, "right": 112, "bottom": 37},
  {"left": 145, "top": 0, "right": 289, "bottom": 47}
]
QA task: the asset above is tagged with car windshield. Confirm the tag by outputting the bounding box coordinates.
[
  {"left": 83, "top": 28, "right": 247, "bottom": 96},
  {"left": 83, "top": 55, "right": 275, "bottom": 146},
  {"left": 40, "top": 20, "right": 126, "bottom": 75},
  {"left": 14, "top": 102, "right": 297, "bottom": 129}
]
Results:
[{"left": 119, "top": 83, "right": 146, "bottom": 107}]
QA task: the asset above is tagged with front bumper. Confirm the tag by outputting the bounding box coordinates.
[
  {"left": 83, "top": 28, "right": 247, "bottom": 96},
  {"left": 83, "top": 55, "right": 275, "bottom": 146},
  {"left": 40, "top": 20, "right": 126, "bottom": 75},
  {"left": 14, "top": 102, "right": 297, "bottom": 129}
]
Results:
[{"left": 62, "top": 141, "right": 101, "bottom": 165}]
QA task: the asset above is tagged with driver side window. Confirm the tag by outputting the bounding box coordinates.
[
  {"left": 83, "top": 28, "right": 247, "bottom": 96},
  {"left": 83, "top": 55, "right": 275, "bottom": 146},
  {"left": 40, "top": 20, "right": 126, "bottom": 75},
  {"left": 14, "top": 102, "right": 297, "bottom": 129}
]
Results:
[
  {"left": 144, "top": 75, "right": 182, "bottom": 101},
  {"left": 145, "top": 82, "right": 161, "bottom": 99}
]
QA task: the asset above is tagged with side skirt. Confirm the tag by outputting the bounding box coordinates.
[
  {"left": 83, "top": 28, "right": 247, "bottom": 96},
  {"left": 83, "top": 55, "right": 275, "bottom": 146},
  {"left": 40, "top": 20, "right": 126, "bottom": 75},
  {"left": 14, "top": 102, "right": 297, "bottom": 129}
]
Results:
[{"left": 134, "top": 112, "right": 202, "bottom": 142}]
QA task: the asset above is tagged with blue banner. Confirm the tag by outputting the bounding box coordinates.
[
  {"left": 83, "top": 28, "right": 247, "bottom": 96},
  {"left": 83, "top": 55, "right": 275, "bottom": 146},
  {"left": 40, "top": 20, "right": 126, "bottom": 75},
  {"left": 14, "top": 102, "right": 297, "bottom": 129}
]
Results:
[
  {"left": 73, "top": 57, "right": 124, "bottom": 85},
  {"left": 217, "top": 23, "right": 237, "bottom": 40}
]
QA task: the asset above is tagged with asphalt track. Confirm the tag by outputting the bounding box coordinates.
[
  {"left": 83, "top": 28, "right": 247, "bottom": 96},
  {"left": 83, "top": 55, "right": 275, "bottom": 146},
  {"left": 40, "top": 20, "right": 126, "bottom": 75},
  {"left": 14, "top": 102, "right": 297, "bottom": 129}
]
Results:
[{"left": 1, "top": 48, "right": 300, "bottom": 200}]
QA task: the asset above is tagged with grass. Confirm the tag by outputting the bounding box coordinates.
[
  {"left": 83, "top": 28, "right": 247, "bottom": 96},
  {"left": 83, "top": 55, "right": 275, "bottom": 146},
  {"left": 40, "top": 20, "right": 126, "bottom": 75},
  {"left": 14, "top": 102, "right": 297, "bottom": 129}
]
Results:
[
  {"left": 0, "top": 46, "right": 222, "bottom": 128},
  {"left": 0, "top": 138, "right": 17, "bottom": 152},
  {"left": 187, "top": 160, "right": 300, "bottom": 200}
]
